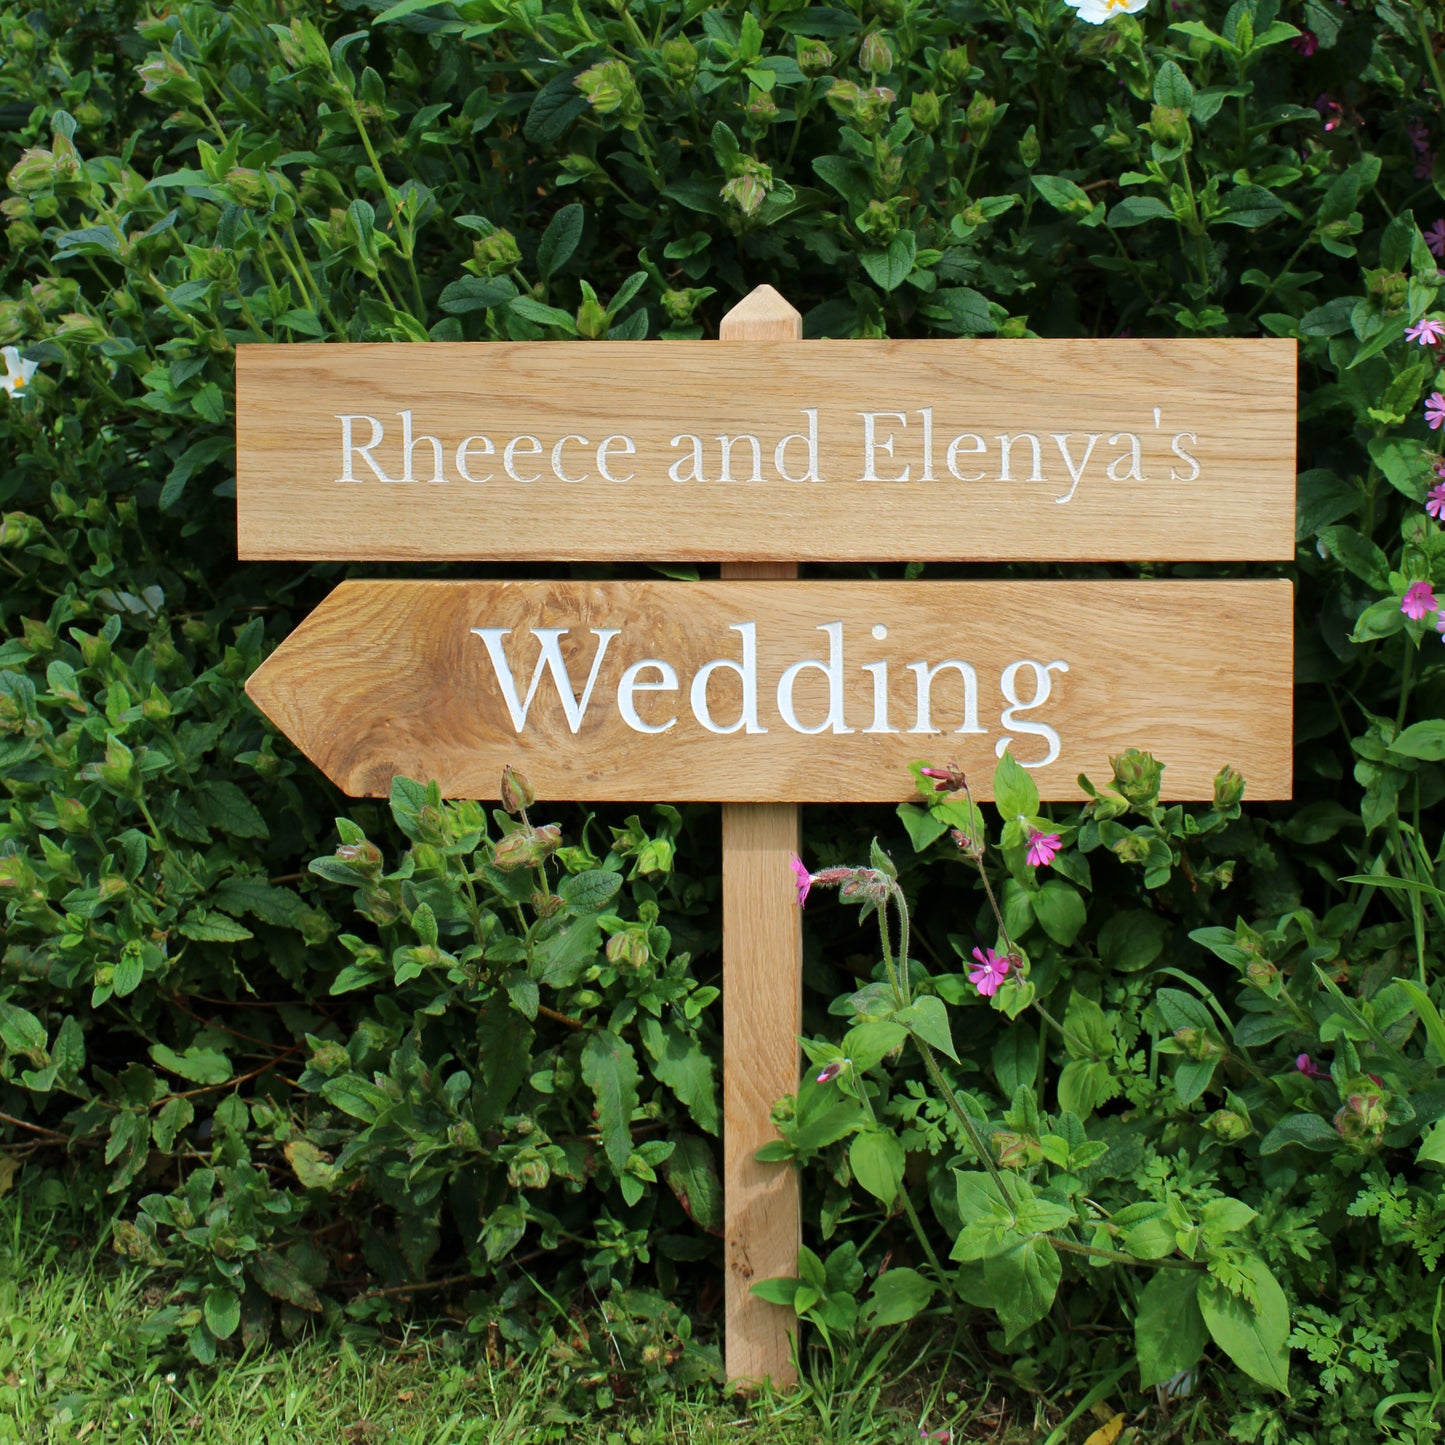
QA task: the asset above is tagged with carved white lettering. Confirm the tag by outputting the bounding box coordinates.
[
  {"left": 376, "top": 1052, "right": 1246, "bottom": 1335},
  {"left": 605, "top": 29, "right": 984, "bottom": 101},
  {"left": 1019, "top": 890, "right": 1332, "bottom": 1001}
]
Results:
[
  {"left": 470, "top": 627, "right": 621, "bottom": 734},
  {"left": 503, "top": 435, "right": 543, "bottom": 484},
  {"left": 1051, "top": 432, "right": 1103, "bottom": 504},
  {"left": 455, "top": 435, "right": 494, "bottom": 483},
  {"left": 859, "top": 412, "right": 909, "bottom": 482},
  {"left": 690, "top": 623, "right": 766, "bottom": 734},
  {"left": 617, "top": 659, "right": 678, "bottom": 734},
  {"left": 997, "top": 659, "right": 1069, "bottom": 767},
  {"left": 597, "top": 434, "right": 636, "bottom": 483},
  {"left": 336, "top": 414, "right": 393, "bottom": 483},
  {"left": 777, "top": 622, "right": 854, "bottom": 735},
  {"left": 907, "top": 660, "right": 985, "bottom": 735},
  {"left": 945, "top": 433, "right": 986, "bottom": 482},
  {"left": 774, "top": 409, "right": 820, "bottom": 484}
]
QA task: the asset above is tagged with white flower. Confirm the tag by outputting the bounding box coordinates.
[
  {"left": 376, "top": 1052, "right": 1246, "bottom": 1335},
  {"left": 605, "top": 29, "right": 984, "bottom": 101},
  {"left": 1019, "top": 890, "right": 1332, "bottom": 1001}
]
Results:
[
  {"left": 1066, "top": 0, "right": 1149, "bottom": 22},
  {"left": 1, "top": 345, "right": 38, "bottom": 398}
]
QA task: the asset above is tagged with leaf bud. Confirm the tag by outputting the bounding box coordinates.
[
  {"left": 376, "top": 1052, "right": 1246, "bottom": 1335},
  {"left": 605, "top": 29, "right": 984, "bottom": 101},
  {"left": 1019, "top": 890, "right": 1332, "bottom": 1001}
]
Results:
[
  {"left": 796, "top": 37, "right": 834, "bottom": 75},
  {"left": 272, "top": 19, "right": 333, "bottom": 74},
  {"left": 1110, "top": 748, "right": 1163, "bottom": 806},
  {"left": 1019, "top": 124, "right": 1041, "bottom": 169},
  {"left": 826, "top": 79, "right": 862, "bottom": 118},
  {"left": 576, "top": 290, "right": 609, "bottom": 340},
  {"left": 1213, "top": 766, "right": 1245, "bottom": 810},
  {"left": 0, "top": 513, "right": 41, "bottom": 548},
  {"left": 470, "top": 227, "right": 521, "bottom": 277},
  {"left": 859, "top": 32, "right": 895, "bottom": 76},
  {"left": 574, "top": 59, "right": 643, "bottom": 130},
  {"left": 22, "top": 617, "right": 55, "bottom": 655},
  {"left": 448, "top": 1119, "right": 480, "bottom": 1150},
  {"left": 634, "top": 837, "right": 673, "bottom": 878},
  {"left": 938, "top": 47, "right": 973, "bottom": 87},
  {"left": 744, "top": 87, "right": 780, "bottom": 129},
  {"left": 966, "top": 93, "right": 997, "bottom": 133},
  {"left": 909, "top": 90, "right": 942, "bottom": 132},
  {"left": 660, "top": 36, "right": 697, "bottom": 84},
  {"left": 606, "top": 929, "right": 650, "bottom": 970},
  {"left": 333, "top": 840, "right": 383, "bottom": 879},
  {"left": 1148, "top": 104, "right": 1191, "bottom": 148},
  {"left": 1203, "top": 1108, "right": 1251, "bottom": 1143},
  {"left": 499, "top": 764, "right": 534, "bottom": 816},
  {"left": 7, "top": 147, "right": 58, "bottom": 194},
  {"left": 721, "top": 170, "right": 769, "bottom": 218},
  {"left": 992, "top": 1129, "right": 1044, "bottom": 1169},
  {"left": 52, "top": 795, "right": 91, "bottom": 834},
  {"left": 854, "top": 87, "right": 896, "bottom": 137},
  {"left": 138, "top": 50, "right": 205, "bottom": 107},
  {"left": 1366, "top": 267, "right": 1409, "bottom": 313}
]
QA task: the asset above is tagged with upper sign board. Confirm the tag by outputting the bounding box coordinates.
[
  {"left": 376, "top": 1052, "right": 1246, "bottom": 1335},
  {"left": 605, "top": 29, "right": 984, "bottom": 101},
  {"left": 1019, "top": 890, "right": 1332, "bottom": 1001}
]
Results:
[{"left": 235, "top": 339, "right": 1296, "bottom": 563}]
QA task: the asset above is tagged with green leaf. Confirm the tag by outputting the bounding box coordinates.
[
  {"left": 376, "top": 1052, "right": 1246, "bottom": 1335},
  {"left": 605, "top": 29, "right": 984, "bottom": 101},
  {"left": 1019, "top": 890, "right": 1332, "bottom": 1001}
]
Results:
[
  {"left": 1136, "top": 1268, "right": 1208, "bottom": 1388},
  {"left": 994, "top": 750, "right": 1040, "bottom": 821},
  {"left": 849, "top": 1130, "right": 905, "bottom": 1205},
  {"left": 321, "top": 1074, "right": 392, "bottom": 1123},
  {"left": 1258, "top": 1113, "right": 1339, "bottom": 1155},
  {"left": 860, "top": 232, "right": 916, "bottom": 292},
  {"left": 581, "top": 1028, "right": 640, "bottom": 1173},
  {"left": 1099, "top": 910, "right": 1168, "bottom": 972},
  {"left": 1316, "top": 525, "right": 1390, "bottom": 589},
  {"left": 197, "top": 781, "right": 269, "bottom": 840},
  {"left": 149, "top": 1043, "right": 232, "bottom": 1086},
  {"left": 897, "top": 802, "right": 949, "bottom": 852},
  {"left": 438, "top": 276, "right": 516, "bottom": 313},
  {"left": 1215, "top": 185, "right": 1286, "bottom": 229},
  {"left": 0, "top": 1002, "right": 48, "bottom": 1064},
  {"left": 161, "top": 436, "right": 232, "bottom": 512},
  {"left": 985, "top": 1236, "right": 1061, "bottom": 1342},
  {"left": 204, "top": 1287, "right": 241, "bottom": 1341},
  {"left": 1107, "top": 195, "right": 1174, "bottom": 228},
  {"left": 537, "top": 202, "right": 584, "bottom": 280},
  {"left": 860, "top": 1267, "right": 934, "bottom": 1329},
  {"left": 663, "top": 1136, "right": 722, "bottom": 1229},
  {"left": 558, "top": 868, "right": 623, "bottom": 914},
  {"left": 179, "top": 911, "right": 255, "bottom": 943},
  {"left": 841, "top": 1019, "right": 908, "bottom": 1073},
  {"left": 638, "top": 1015, "right": 719, "bottom": 1134},
  {"left": 1031, "top": 174, "right": 1093, "bottom": 217},
  {"left": 1153, "top": 60, "right": 1194, "bottom": 108},
  {"left": 1198, "top": 1255, "right": 1291, "bottom": 1394},
  {"left": 284, "top": 1139, "right": 338, "bottom": 1190},
  {"left": 1057, "top": 1060, "right": 1113, "bottom": 1120},
  {"left": 896, "top": 995, "right": 958, "bottom": 1063},
  {"left": 1390, "top": 722, "right": 1445, "bottom": 762},
  {"left": 1033, "top": 881, "right": 1086, "bottom": 946},
  {"left": 534, "top": 914, "right": 601, "bottom": 988},
  {"left": 250, "top": 1251, "right": 321, "bottom": 1312},
  {"left": 1394, "top": 978, "right": 1445, "bottom": 1066}
]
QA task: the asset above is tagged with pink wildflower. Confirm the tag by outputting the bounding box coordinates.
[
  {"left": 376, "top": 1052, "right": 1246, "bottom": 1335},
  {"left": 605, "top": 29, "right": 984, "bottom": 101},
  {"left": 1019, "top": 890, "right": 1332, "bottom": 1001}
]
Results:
[
  {"left": 1290, "top": 30, "right": 1318, "bottom": 57},
  {"left": 816, "top": 1060, "right": 844, "bottom": 1085},
  {"left": 1314, "top": 94, "right": 1343, "bottom": 132},
  {"left": 1296, "top": 1053, "right": 1322, "bottom": 1078},
  {"left": 1402, "top": 581, "right": 1439, "bottom": 619},
  {"left": 789, "top": 853, "right": 812, "bottom": 906},
  {"left": 1428, "top": 482, "right": 1445, "bottom": 519},
  {"left": 968, "top": 946, "right": 1011, "bottom": 998},
  {"left": 1025, "top": 828, "right": 1062, "bottom": 868},
  {"left": 1407, "top": 318, "right": 1445, "bottom": 346},
  {"left": 1426, "top": 220, "right": 1445, "bottom": 260},
  {"left": 1427, "top": 391, "right": 1445, "bottom": 430},
  {"left": 919, "top": 764, "right": 966, "bottom": 792}
]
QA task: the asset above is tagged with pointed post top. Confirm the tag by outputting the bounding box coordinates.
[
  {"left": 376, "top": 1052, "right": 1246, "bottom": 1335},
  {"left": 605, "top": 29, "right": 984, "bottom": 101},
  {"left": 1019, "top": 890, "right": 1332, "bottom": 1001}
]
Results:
[{"left": 719, "top": 284, "right": 802, "bottom": 341}]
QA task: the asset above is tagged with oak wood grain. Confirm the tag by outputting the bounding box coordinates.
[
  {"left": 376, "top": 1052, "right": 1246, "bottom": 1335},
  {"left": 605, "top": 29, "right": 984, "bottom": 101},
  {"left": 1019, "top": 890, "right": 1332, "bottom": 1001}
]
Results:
[
  {"left": 719, "top": 285, "right": 802, "bottom": 1390},
  {"left": 242, "top": 578, "right": 1294, "bottom": 803},
  {"left": 235, "top": 336, "right": 1296, "bottom": 562}
]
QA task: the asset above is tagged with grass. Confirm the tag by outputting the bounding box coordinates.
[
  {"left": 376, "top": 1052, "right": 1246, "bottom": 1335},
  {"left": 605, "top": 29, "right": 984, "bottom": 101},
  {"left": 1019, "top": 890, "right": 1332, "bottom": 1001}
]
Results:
[{"left": 0, "top": 1182, "right": 1035, "bottom": 1445}]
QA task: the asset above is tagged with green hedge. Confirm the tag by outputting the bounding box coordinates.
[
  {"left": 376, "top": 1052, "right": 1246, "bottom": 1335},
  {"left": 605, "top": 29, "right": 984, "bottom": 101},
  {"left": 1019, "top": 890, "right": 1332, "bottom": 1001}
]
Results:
[{"left": 4, "top": 0, "right": 1445, "bottom": 1435}]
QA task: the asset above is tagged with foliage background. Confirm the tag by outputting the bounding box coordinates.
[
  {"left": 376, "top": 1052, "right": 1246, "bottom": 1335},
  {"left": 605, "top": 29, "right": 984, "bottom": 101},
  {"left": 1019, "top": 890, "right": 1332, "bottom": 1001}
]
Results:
[{"left": 4, "top": 0, "right": 1445, "bottom": 1439}]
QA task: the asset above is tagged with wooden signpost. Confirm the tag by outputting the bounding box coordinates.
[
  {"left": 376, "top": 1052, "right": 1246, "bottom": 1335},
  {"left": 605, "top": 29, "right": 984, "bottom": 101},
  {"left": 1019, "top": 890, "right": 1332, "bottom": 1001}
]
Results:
[{"left": 236, "top": 287, "right": 1297, "bottom": 1386}]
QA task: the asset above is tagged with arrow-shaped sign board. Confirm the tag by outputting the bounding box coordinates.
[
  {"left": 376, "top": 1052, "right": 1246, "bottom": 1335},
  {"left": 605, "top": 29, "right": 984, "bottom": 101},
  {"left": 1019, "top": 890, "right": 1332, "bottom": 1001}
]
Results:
[{"left": 245, "top": 578, "right": 1293, "bottom": 802}]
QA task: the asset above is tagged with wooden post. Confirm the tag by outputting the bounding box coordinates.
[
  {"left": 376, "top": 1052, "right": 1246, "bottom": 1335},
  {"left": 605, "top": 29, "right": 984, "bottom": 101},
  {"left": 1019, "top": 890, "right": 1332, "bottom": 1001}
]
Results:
[{"left": 719, "top": 286, "right": 803, "bottom": 1387}]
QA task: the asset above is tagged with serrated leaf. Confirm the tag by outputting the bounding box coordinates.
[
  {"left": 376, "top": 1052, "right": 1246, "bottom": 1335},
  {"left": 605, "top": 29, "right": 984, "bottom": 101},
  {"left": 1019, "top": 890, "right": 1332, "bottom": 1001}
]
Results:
[
  {"left": 581, "top": 1028, "right": 640, "bottom": 1173},
  {"left": 285, "top": 1139, "right": 338, "bottom": 1189},
  {"left": 197, "top": 781, "right": 269, "bottom": 840},
  {"left": 148, "top": 1043, "right": 230, "bottom": 1086},
  {"left": 860, "top": 232, "right": 916, "bottom": 293},
  {"left": 537, "top": 202, "right": 584, "bottom": 280},
  {"left": 558, "top": 868, "right": 622, "bottom": 915},
  {"left": 663, "top": 1135, "right": 722, "bottom": 1229},
  {"left": 638, "top": 1016, "right": 719, "bottom": 1135},
  {"left": 179, "top": 911, "right": 255, "bottom": 943},
  {"left": 250, "top": 1251, "right": 321, "bottom": 1311}
]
